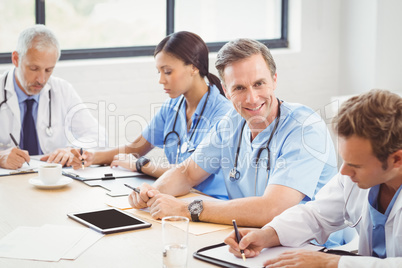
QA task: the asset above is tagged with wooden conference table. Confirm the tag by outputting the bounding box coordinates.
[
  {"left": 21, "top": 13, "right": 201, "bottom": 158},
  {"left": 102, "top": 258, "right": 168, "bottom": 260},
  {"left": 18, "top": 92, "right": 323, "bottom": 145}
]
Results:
[{"left": 0, "top": 173, "right": 233, "bottom": 268}]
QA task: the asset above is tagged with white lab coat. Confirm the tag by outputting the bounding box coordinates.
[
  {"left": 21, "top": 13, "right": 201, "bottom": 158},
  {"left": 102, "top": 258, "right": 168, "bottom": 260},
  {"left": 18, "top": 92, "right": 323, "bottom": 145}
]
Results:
[
  {"left": 0, "top": 69, "right": 106, "bottom": 154},
  {"left": 266, "top": 173, "right": 402, "bottom": 267}
]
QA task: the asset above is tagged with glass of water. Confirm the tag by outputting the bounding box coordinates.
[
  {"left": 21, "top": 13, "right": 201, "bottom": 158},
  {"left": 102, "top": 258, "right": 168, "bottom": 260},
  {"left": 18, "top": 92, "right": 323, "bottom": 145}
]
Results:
[{"left": 162, "top": 216, "right": 189, "bottom": 268}]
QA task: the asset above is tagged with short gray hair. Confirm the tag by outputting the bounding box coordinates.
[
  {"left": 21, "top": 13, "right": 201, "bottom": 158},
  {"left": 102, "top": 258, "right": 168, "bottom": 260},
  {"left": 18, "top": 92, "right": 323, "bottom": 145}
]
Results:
[
  {"left": 16, "top": 24, "right": 61, "bottom": 61},
  {"left": 215, "top": 38, "right": 276, "bottom": 84}
]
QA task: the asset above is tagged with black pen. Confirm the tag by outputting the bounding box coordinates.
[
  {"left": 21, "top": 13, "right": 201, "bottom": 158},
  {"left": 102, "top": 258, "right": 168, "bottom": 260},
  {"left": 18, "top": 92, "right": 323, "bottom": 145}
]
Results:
[
  {"left": 80, "top": 148, "right": 85, "bottom": 169},
  {"left": 9, "top": 133, "right": 30, "bottom": 166},
  {"left": 124, "top": 183, "right": 141, "bottom": 194},
  {"left": 232, "top": 219, "right": 246, "bottom": 261}
]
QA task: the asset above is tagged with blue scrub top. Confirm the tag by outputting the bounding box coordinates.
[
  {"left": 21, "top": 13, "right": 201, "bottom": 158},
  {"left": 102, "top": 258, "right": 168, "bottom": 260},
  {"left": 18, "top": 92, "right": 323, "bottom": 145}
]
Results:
[
  {"left": 369, "top": 184, "right": 402, "bottom": 258},
  {"left": 142, "top": 84, "right": 232, "bottom": 200},
  {"left": 192, "top": 101, "right": 338, "bottom": 200}
]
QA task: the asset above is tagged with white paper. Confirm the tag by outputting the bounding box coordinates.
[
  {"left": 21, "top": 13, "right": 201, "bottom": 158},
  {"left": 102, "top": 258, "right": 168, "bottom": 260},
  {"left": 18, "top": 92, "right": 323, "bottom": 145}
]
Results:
[
  {"left": 61, "top": 227, "right": 104, "bottom": 260},
  {"left": 0, "top": 224, "right": 102, "bottom": 262},
  {"left": 63, "top": 166, "right": 140, "bottom": 180},
  {"left": 0, "top": 159, "right": 43, "bottom": 176},
  {"left": 198, "top": 243, "right": 323, "bottom": 268}
]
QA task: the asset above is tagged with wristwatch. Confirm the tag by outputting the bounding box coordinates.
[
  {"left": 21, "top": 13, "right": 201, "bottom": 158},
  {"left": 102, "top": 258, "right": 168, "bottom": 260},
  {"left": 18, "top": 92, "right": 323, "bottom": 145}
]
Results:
[
  {"left": 136, "top": 156, "right": 150, "bottom": 173},
  {"left": 188, "top": 200, "right": 203, "bottom": 222}
]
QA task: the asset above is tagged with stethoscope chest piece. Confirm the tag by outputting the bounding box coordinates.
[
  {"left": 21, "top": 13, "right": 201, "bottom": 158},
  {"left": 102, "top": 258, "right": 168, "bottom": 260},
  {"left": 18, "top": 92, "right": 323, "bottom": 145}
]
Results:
[
  {"left": 164, "top": 88, "right": 211, "bottom": 162},
  {"left": 229, "top": 168, "right": 240, "bottom": 181},
  {"left": 229, "top": 98, "right": 282, "bottom": 187},
  {"left": 181, "top": 141, "right": 188, "bottom": 154},
  {"left": 46, "top": 126, "right": 53, "bottom": 137}
]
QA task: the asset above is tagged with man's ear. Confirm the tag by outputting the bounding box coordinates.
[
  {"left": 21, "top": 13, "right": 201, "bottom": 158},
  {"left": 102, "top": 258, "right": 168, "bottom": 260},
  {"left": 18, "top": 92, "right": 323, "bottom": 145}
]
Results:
[
  {"left": 11, "top": 51, "right": 19, "bottom": 67},
  {"left": 272, "top": 73, "right": 278, "bottom": 91},
  {"left": 390, "top": 149, "right": 402, "bottom": 168},
  {"left": 222, "top": 84, "right": 231, "bottom": 100}
]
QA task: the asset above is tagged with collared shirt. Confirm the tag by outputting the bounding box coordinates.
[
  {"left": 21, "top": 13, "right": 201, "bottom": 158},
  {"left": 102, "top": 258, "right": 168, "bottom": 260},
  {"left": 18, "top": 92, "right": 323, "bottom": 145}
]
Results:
[
  {"left": 142, "top": 84, "right": 232, "bottom": 200},
  {"left": 192, "top": 101, "right": 337, "bottom": 200},
  {"left": 13, "top": 73, "right": 42, "bottom": 154},
  {"left": 369, "top": 184, "right": 402, "bottom": 258}
]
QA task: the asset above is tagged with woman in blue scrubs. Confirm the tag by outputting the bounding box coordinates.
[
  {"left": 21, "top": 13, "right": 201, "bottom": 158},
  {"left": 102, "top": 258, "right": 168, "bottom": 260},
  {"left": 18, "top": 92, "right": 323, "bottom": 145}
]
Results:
[{"left": 73, "top": 31, "right": 232, "bottom": 200}]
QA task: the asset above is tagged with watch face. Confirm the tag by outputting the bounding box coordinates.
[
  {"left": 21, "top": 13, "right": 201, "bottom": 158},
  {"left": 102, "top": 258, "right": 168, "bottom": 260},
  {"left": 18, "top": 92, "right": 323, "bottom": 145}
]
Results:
[{"left": 190, "top": 201, "right": 203, "bottom": 214}]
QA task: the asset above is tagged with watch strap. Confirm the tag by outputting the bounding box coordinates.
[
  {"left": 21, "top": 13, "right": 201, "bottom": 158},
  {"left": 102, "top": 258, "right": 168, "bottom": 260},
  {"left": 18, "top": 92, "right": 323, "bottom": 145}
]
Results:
[
  {"left": 190, "top": 213, "right": 199, "bottom": 222},
  {"left": 136, "top": 156, "right": 150, "bottom": 173}
]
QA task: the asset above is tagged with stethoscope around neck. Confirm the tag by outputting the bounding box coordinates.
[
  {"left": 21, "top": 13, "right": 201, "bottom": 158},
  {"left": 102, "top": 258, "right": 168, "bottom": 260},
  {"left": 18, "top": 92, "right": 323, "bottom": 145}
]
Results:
[
  {"left": 229, "top": 98, "right": 282, "bottom": 195},
  {"left": 163, "top": 88, "right": 210, "bottom": 164},
  {"left": 1, "top": 72, "right": 53, "bottom": 137},
  {"left": 343, "top": 183, "right": 362, "bottom": 227}
]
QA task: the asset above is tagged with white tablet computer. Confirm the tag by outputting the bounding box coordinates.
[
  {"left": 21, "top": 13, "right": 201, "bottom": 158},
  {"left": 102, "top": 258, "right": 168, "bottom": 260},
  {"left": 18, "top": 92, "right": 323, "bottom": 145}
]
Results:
[{"left": 67, "top": 207, "right": 151, "bottom": 234}]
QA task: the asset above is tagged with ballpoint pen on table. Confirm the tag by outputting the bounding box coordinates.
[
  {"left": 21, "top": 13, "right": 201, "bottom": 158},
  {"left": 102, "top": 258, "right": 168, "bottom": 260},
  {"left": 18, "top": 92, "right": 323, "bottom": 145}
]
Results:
[
  {"left": 9, "top": 133, "right": 30, "bottom": 166},
  {"left": 80, "top": 148, "right": 85, "bottom": 169},
  {"left": 124, "top": 183, "right": 141, "bottom": 194},
  {"left": 232, "top": 219, "right": 246, "bottom": 261}
]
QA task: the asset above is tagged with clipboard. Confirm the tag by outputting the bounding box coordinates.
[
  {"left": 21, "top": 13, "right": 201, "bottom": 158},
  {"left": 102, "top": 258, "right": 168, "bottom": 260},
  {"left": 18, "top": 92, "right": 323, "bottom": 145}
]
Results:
[
  {"left": 0, "top": 168, "right": 37, "bottom": 177},
  {"left": 84, "top": 175, "right": 156, "bottom": 197},
  {"left": 194, "top": 243, "right": 249, "bottom": 268},
  {"left": 0, "top": 159, "right": 42, "bottom": 177},
  {"left": 62, "top": 166, "right": 157, "bottom": 197},
  {"left": 193, "top": 242, "right": 324, "bottom": 268},
  {"left": 62, "top": 166, "right": 143, "bottom": 181}
]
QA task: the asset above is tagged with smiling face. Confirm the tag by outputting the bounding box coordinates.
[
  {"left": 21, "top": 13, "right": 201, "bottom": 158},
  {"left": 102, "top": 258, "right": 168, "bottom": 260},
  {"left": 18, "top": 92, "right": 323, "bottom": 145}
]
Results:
[
  {"left": 339, "top": 135, "right": 400, "bottom": 189},
  {"left": 222, "top": 53, "right": 277, "bottom": 131},
  {"left": 12, "top": 45, "right": 58, "bottom": 96},
  {"left": 155, "top": 51, "right": 196, "bottom": 99}
]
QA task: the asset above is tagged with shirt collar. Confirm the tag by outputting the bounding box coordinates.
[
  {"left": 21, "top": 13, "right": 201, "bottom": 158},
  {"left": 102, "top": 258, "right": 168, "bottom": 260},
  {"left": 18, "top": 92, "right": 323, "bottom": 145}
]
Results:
[{"left": 13, "top": 73, "right": 40, "bottom": 104}]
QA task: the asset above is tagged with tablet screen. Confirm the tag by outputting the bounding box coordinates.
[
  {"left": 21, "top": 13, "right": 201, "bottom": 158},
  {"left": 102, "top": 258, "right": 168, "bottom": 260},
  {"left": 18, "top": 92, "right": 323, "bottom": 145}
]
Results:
[{"left": 68, "top": 208, "right": 151, "bottom": 234}]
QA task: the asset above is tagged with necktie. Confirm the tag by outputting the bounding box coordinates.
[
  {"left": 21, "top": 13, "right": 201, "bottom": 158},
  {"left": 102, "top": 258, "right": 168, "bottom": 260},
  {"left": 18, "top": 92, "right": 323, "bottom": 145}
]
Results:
[{"left": 22, "top": 99, "right": 39, "bottom": 155}]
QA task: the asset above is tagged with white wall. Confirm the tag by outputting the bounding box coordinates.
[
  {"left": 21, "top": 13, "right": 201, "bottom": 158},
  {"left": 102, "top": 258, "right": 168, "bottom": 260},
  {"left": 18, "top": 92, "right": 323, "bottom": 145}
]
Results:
[
  {"left": 339, "top": 0, "right": 402, "bottom": 95},
  {"left": 3, "top": 0, "right": 401, "bottom": 149}
]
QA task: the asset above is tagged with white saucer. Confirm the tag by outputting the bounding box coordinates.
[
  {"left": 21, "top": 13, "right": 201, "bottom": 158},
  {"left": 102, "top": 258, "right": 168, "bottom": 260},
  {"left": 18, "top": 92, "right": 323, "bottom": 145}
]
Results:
[{"left": 29, "top": 176, "right": 73, "bottom": 189}]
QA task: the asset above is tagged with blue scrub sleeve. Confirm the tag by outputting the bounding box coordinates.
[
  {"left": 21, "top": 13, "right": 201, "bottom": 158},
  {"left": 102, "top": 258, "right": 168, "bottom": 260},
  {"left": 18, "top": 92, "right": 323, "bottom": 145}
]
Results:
[
  {"left": 190, "top": 117, "right": 233, "bottom": 175},
  {"left": 268, "top": 124, "right": 331, "bottom": 200}
]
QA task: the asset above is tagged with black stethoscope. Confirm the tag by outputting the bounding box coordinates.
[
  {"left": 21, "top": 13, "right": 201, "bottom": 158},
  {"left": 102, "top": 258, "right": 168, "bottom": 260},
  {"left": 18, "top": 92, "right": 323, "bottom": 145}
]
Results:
[
  {"left": 229, "top": 98, "right": 282, "bottom": 195},
  {"left": 343, "top": 183, "right": 362, "bottom": 227},
  {"left": 163, "top": 88, "right": 210, "bottom": 164},
  {"left": 1, "top": 72, "right": 53, "bottom": 137}
]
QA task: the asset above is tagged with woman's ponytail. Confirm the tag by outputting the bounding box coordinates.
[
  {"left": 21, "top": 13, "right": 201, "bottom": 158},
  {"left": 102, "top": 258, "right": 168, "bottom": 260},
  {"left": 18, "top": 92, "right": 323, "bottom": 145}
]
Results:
[{"left": 206, "top": 73, "right": 225, "bottom": 97}]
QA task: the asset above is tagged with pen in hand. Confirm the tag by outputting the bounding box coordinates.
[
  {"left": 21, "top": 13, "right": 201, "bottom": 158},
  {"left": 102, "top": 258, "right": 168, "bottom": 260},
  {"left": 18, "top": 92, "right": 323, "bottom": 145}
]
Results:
[
  {"left": 124, "top": 183, "right": 141, "bottom": 194},
  {"left": 232, "top": 219, "right": 246, "bottom": 261},
  {"left": 80, "top": 148, "right": 85, "bottom": 169},
  {"left": 9, "top": 133, "right": 30, "bottom": 166}
]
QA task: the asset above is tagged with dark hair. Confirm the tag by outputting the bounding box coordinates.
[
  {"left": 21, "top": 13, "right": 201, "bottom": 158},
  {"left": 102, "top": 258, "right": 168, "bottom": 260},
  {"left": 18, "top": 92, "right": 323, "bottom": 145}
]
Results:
[
  {"left": 154, "top": 31, "right": 224, "bottom": 96},
  {"left": 333, "top": 89, "right": 402, "bottom": 169}
]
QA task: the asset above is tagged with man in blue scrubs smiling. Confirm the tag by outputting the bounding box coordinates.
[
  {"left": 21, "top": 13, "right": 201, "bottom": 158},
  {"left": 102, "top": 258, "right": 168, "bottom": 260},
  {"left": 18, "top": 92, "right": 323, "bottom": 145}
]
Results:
[{"left": 129, "top": 39, "right": 338, "bottom": 231}]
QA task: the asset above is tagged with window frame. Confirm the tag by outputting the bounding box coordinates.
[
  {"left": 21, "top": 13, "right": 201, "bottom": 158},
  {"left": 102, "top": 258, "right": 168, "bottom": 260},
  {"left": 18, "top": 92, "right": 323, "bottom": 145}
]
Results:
[{"left": 0, "top": 0, "right": 288, "bottom": 63}]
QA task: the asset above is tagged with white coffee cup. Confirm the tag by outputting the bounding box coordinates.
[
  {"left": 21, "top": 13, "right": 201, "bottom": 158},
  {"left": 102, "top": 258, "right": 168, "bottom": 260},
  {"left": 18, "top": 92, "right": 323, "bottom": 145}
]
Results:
[{"left": 38, "top": 163, "right": 62, "bottom": 185}]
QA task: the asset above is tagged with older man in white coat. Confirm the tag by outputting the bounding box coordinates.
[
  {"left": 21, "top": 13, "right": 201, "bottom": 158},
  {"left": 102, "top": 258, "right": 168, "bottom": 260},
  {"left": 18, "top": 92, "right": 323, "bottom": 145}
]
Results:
[
  {"left": 225, "top": 89, "right": 402, "bottom": 268},
  {"left": 0, "top": 25, "right": 105, "bottom": 169}
]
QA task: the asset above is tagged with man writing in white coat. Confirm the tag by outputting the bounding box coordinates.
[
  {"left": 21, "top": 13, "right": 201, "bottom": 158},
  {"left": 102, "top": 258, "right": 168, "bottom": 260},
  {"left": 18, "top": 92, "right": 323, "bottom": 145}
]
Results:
[
  {"left": 0, "top": 25, "right": 105, "bottom": 169},
  {"left": 225, "top": 89, "right": 402, "bottom": 267}
]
